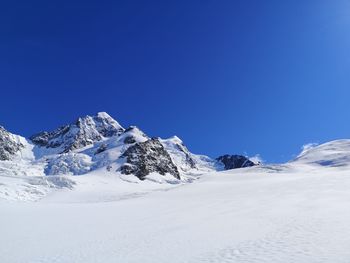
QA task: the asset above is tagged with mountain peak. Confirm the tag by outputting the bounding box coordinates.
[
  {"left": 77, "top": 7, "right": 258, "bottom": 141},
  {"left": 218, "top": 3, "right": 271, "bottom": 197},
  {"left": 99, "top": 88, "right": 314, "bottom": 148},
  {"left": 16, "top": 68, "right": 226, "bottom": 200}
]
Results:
[
  {"left": 75, "top": 112, "right": 124, "bottom": 137},
  {"left": 30, "top": 112, "right": 125, "bottom": 153}
]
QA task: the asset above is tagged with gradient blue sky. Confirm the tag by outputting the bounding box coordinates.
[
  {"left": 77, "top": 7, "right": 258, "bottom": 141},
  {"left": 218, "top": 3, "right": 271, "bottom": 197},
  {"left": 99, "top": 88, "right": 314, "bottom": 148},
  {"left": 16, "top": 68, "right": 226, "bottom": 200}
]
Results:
[{"left": 1, "top": 0, "right": 350, "bottom": 163}]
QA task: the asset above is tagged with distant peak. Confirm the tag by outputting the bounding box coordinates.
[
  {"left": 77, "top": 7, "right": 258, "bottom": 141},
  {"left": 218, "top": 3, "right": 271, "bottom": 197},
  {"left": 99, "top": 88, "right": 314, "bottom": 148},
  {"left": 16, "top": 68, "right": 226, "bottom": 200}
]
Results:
[{"left": 216, "top": 155, "right": 256, "bottom": 170}]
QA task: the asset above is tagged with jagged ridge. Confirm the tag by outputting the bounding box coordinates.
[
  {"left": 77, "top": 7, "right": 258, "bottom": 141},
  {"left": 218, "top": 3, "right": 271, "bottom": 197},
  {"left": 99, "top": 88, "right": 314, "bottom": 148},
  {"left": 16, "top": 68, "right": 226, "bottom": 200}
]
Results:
[
  {"left": 1, "top": 112, "right": 257, "bottom": 180},
  {"left": 30, "top": 112, "right": 124, "bottom": 153}
]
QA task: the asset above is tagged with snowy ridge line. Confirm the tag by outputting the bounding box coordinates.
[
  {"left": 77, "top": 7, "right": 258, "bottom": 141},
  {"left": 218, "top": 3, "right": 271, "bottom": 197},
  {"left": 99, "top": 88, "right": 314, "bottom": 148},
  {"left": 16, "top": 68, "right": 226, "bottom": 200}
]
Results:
[{"left": 1, "top": 112, "right": 350, "bottom": 203}]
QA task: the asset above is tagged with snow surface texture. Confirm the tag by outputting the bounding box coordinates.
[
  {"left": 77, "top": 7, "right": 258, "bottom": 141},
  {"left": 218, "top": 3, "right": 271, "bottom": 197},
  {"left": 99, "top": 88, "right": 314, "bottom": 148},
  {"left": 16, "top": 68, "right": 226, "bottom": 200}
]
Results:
[
  {"left": 2, "top": 139, "right": 350, "bottom": 262},
  {"left": 293, "top": 139, "right": 350, "bottom": 167}
]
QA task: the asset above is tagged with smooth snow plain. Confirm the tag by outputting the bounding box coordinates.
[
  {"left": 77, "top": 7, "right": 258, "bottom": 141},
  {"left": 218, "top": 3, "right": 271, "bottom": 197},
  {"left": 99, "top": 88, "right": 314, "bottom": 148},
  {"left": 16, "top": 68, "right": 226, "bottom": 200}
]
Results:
[{"left": 2, "top": 141, "right": 350, "bottom": 263}]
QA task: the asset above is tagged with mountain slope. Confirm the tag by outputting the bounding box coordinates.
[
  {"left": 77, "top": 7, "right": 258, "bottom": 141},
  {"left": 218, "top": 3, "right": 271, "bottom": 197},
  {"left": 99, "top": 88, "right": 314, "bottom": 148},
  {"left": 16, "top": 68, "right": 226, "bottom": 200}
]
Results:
[{"left": 292, "top": 139, "right": 350, "bottom": 167}]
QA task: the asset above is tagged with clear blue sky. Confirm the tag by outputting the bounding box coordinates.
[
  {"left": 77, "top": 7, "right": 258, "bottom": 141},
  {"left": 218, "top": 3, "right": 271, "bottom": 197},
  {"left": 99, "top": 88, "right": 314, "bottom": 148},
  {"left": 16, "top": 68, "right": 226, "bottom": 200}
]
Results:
[{"left": 1, "top": 0, "right": 350, "bottom": 163}]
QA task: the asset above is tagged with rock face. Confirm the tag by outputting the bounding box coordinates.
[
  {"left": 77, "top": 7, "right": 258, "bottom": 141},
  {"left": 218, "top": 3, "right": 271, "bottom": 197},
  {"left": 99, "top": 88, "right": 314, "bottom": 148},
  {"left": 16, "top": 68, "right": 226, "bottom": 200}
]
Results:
[
  {"left": 0, "top": 126, "right": 24, "bottom": 161},
  {"left": 120, "top": 138, "right": 181, "bottom": 180},
  {"left": 216, "top": 155, "right": 255, "bottom": 170},
  {"left": 30, "top": 112, "right": 124, "bottom": 153}
]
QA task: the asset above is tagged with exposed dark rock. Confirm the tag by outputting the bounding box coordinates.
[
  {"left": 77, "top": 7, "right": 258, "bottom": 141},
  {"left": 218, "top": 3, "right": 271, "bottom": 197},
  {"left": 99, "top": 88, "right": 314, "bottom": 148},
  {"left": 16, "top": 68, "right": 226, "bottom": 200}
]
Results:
[
  {"left": 0, "top": 126, "right": 24, "bottom": 161},
  {"left": 217, "top": 155, "right": 255, "bottom": 170},
  {"left": 119, "top": 138, "right": 180, "bottom": 180},
  {"left": 106, "top": 165, "right": 112, "bottom": 172},
  {"left": 124, "top": 126, "right": 136, "bottom": 133},
  {"left": 95, "top": 143, "right": 108, "bottom": 155},
  {"left": 124, "top": 136, "right": 137, "bottom": 144},
  {"left": 119, "top": 126, "right": 148, "bottom": 144}
]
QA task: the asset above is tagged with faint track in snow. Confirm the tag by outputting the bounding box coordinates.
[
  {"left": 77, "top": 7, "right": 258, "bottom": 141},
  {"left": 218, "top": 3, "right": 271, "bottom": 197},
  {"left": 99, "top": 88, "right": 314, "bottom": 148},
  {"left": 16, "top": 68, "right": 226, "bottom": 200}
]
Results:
[{"left": 193, "top": 216, "right": 350, "bottom": 263}]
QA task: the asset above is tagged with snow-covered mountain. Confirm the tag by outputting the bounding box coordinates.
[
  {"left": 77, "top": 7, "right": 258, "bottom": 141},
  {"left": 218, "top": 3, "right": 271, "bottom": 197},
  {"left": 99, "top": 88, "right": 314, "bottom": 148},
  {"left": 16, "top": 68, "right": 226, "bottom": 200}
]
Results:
[
  {"left": 4, "top": 118, "right": 350, "bottom": 262},
  {"left": 0, "top": 112, "right": 255, "bottom": 184},
  {"left": 292, "top": 139, "right": 350, "bottom": 167}
]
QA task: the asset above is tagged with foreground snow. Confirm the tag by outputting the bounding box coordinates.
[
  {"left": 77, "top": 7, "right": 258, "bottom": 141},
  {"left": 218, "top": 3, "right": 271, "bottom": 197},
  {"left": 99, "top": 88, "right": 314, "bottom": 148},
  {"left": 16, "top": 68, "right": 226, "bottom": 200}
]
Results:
[{"left": 2, "top": 162, "right": 350, "bottom": 263}]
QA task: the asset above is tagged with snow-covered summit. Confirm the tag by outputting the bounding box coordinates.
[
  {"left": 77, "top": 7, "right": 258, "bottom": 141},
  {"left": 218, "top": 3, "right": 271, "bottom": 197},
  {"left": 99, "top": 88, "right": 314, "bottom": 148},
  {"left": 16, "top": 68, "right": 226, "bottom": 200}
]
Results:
[
  {"left": 92, "top": 111, "right": 124, "bottom": 136},
  {"left": 30, "top": 112, "right": 125, "bottom": 154}
]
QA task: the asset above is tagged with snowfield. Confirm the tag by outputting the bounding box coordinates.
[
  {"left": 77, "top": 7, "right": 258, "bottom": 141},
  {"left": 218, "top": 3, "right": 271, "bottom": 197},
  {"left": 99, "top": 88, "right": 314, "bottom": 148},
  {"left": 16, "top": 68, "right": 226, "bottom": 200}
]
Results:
[
  {"left": 2, "top": 140, "right": 350, "bottom": 262},
  {"left": 2, "top": 164, "right": 350, "bottom": 262}
]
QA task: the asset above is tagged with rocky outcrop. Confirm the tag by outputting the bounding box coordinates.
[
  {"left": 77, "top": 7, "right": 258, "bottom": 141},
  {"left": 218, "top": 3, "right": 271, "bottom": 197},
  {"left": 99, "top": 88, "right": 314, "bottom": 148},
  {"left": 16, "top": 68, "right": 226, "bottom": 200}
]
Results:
[
  {"left": 0, "top": 126, "right": 24, "bottom": 161},
  {"left": 216, "top": 155, "right": 255, "bottom": 170},
  {"left": 119, "top": 138, "right": 180, "bottom": 180},
  {"left": 30, "top": 112, "right": 124, "bottom": 153}
]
